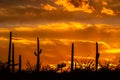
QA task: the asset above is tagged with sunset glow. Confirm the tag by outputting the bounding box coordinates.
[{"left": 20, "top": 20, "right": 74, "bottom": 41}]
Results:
[{"left": 0, "top": 0, "right": 120, "bottom": 69}]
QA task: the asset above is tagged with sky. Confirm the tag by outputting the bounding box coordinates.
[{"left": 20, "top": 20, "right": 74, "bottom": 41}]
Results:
[{"left": 0, "top": 0, "right": 120, "bottom": 68}]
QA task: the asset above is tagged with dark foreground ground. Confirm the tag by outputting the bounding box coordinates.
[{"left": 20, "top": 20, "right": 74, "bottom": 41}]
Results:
[{"left": 0, "top": 70, "right": 120, "bottom": 80}]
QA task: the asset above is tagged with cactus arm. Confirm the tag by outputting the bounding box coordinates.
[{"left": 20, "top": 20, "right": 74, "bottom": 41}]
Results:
[
  {"left": 10, "top": 63, "right": 18, "bottom": 66},
  {"left": 34, "top": 52, "right": 38, "bottom": 56},
  {"left": 39, "top": 49, "right": 42, "bottom": 54},
  {"left": 15, "top": 63, "right": 18, "bottom": 66}
]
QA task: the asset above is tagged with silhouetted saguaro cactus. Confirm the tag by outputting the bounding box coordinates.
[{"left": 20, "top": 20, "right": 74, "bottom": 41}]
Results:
[
  {"left": 96, "top": 42, "right": 100, "bottom": 71},
  {"left": 19, "top": 54, "right": 22, "bottom": 72},
  {"left": 7, "top": 32, "right": 12, "bottom": 72},
  {"left": 71, "top": 43, "right": 74, "bottom": 73},
  {"left": 34, "top": 37, "right": 42, "bottom": 72},
  {"left": 12, "top": 43, "right": 15, "bottom": 72}
]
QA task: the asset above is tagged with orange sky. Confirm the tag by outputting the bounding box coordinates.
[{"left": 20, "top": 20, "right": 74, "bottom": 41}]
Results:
[{"left": 0, "top": 0, "right": 120, "bottom": 69}]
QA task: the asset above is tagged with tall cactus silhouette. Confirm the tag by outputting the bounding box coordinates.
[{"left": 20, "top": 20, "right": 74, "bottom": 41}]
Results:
[
  {"left": 71, "top": 43, "right": 74, "bottom": 73},
  {"left": 95, "top": 42, "right": 100, "bottom": 71},
  {"left": 7, "top": 32, "right": 12, "bottom": 72},
  {"left": 34, "top": 37, "right": 42, "bottom": 72},
  {"left": 7, "top": 32, "right": 18, "bottom": 72},
  {"left": 12, "top": 43, "right": 15, "bottom": 72},
  {"left": 19, "top": 54, "right": 22, "bottom": 72}
]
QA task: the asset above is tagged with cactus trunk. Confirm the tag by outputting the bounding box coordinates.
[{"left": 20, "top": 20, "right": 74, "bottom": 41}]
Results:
[
  {"left": 37, "top": 37, "right": 40, "bottom": 71},
  {"left": 7, "top": 32, "right": 12, "bottom": 72},
  {"left": 34, "top": 37, "right": 42, "bottom": 72},
  {"left": 19, "top": 55, "right": 22, "bottom": 72},
  {"left": 12, "top": 43, "right": 15, "bottom": 72},
  {"left": 95, "top": 42, "right": 100, "bottom": 71},
  {"left": 71, "top": 43, "right": 74, "bottom": 73}
]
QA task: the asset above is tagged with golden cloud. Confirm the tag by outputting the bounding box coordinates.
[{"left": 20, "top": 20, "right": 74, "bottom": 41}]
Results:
[
  {"left": 101, "top": 7, "right": 116, "bottom": 16},
  {"left": 105, "top": 49, "right": 120, "bottom": 54},
  {"left": 38, "top": 22, "right": 86, "bottom": 31},
  {"left": 14, "top": 27, "right": 35, "bottom": 31},
  {"left": 102, "top": 1, "right": 108, "bottom": 6},
  {"left": 0, "top": 37, "right": 8, "bottom": 41},
  {"left": 42, "top": 40, "right": 55, "bottom": 45},
  {"left": 8, "top": 36, "right": 55, "bottom": 45},
  {"left": 1, "top": 22, "right": 120, "bottom": 41},
  {"left": 55, "top": 39, "right": 110, "bottom": 49},
  {"left": 13, "top": 22, "right": 86, "bottom": 32},
  {"left": 41, "top": 4, "right": 57, "bottom": 11},
  {"left": 13, "top": 39, "right": 35, "bottom": 45},
  {"left": 55, "top": 0, "right": 94, "bottom": 13},
  {"left": 25, "top": 12, "right": 37, "bottom": 16},
  {"left": 11, "top": 37, "right": 35, "bottom": 44},
  {"left": 0, "top": 28, "right": 10, "bottom": 32}
]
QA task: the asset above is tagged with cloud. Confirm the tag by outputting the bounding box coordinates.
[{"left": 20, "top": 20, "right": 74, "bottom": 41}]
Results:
[
  {"left": 12, "top": 37, "right": 55, "bottom": 45},
  {"left": 1, "top": 22, "right": 120, "bottom": 51},
  {"left": 12, "top": 37, "right": 36, "bottom": 45},
  {"left": 105, "top": 49, "right": 120, "bottom": 54},
  {"left": 55, "top": 0, "right": 94, "bottom": 13},
  {"left": 41, "top": 4, "right": 57, "bottom": 11},
  {"left": 0, "top": 0, "right": 119, "bottom": 23},
  {"left": 0, "top": 8, "right": 8, "bottom": 16},
  {"left": 14, "top": 27, "right": 35, "bottom": 31},
  {"left": 0, "top": 28, "right": 9, "bottom": 32},
  {"left": 101, "top": 7, "right": 116, "bottom": 16},
  {"left": 1, "top": 22, "right": 120, "bottom": 41},
  {"left": 102, "top": 1, "right": 108, "bottom": 6},
  {"left": 10, "top": 22, "right": 88, "bottom": 33},
  {"left": 0, "top": 37, "right": 7, "bottom": 41}
]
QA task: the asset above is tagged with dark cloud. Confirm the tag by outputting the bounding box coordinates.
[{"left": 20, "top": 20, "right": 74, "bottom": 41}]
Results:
[
  {"left": 0, "top": 0, "right": 56, "bottom": 8},
  {"left": 69, "top": 0, "right": 83, "bottom": 7}
]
